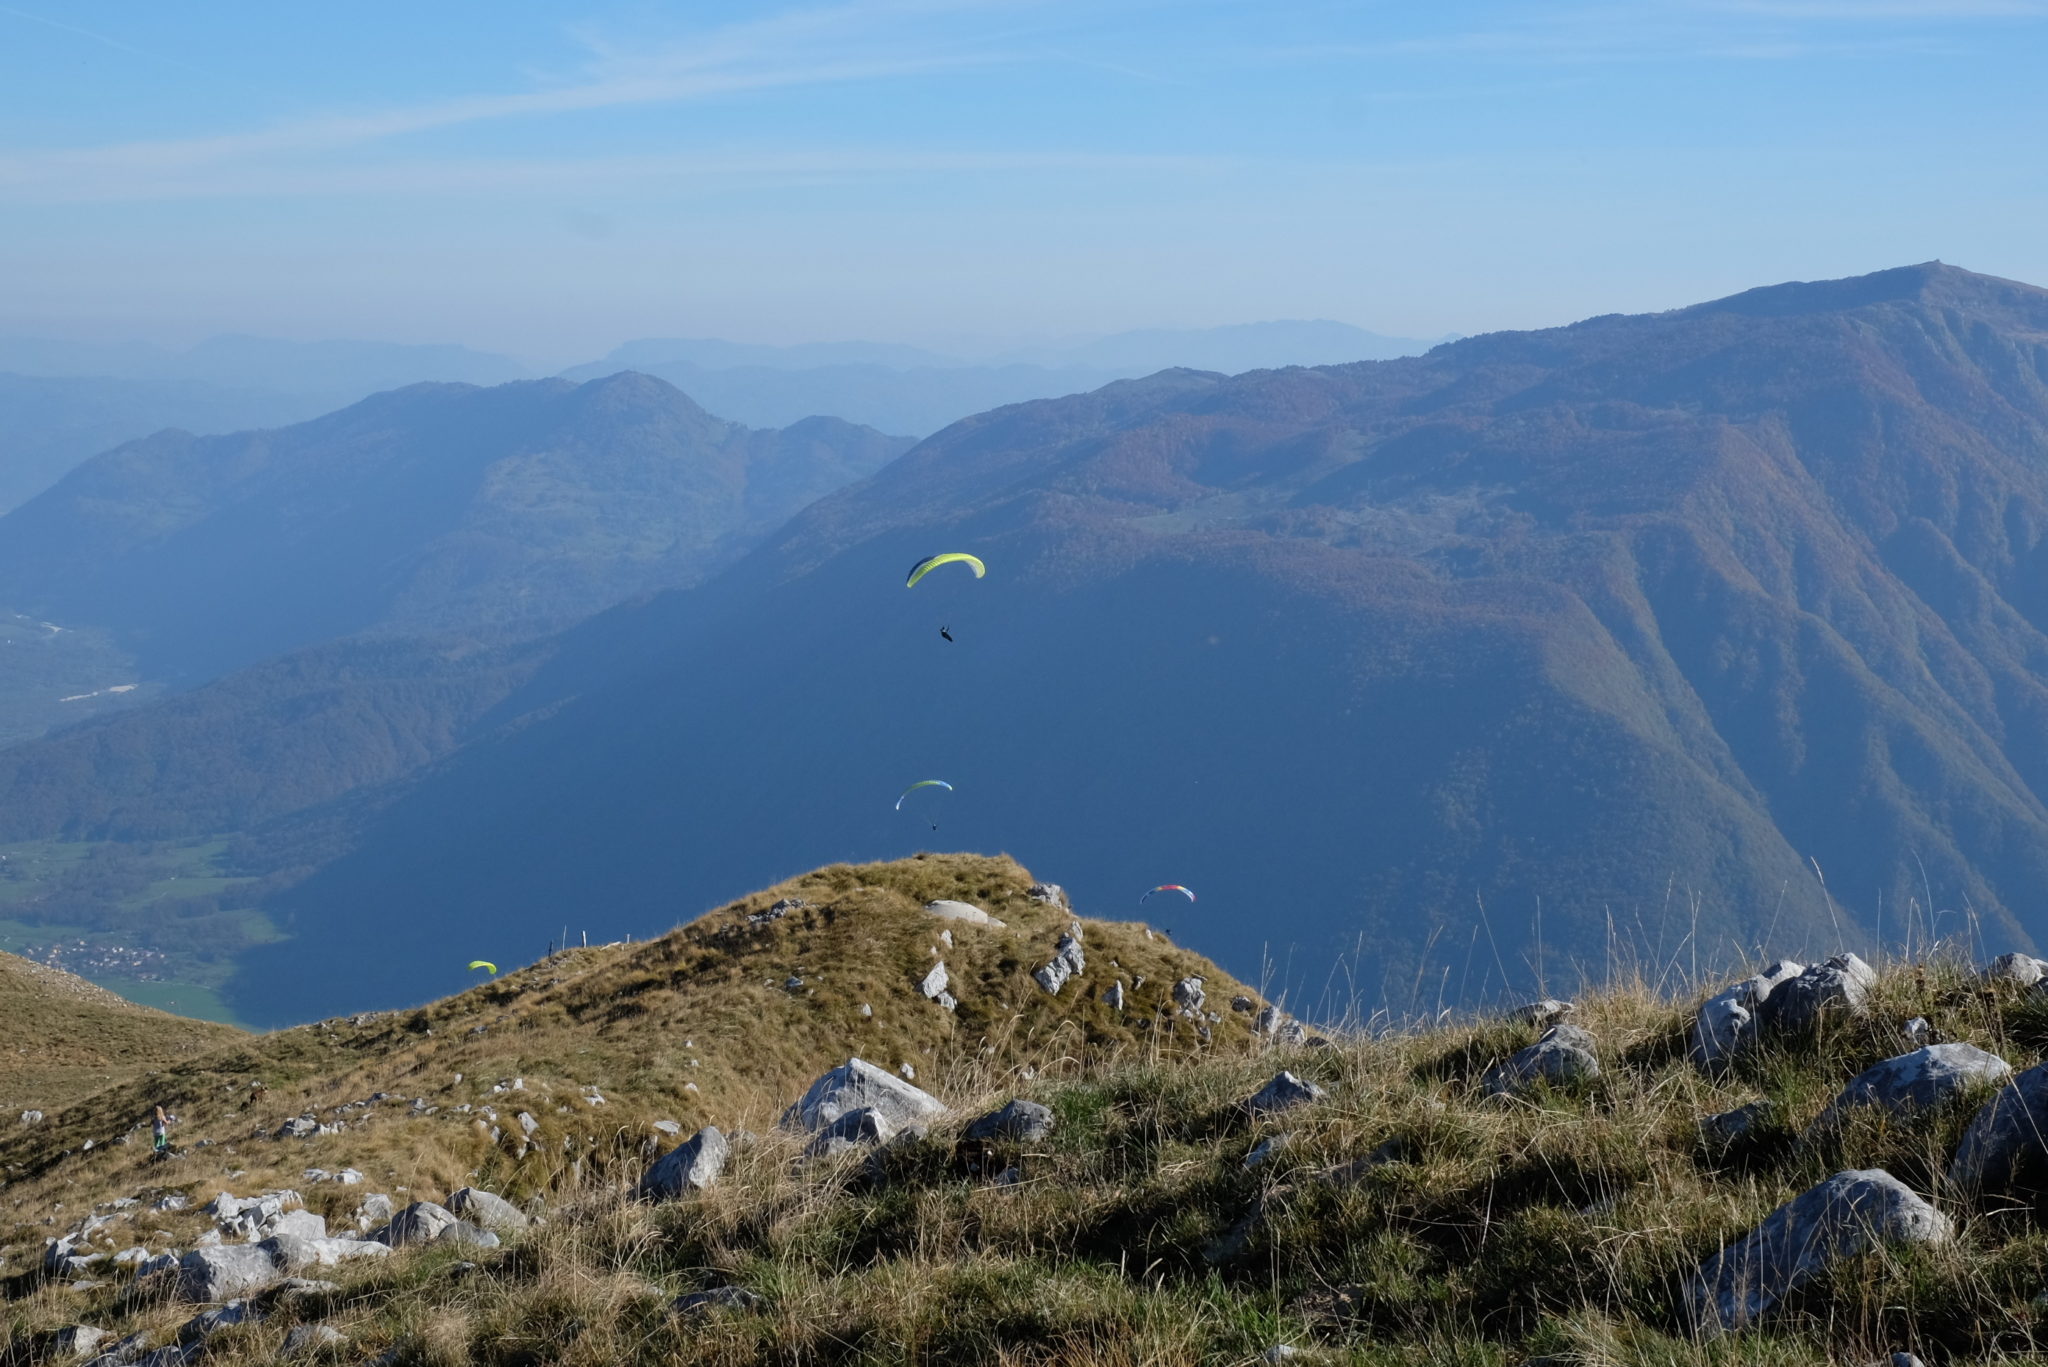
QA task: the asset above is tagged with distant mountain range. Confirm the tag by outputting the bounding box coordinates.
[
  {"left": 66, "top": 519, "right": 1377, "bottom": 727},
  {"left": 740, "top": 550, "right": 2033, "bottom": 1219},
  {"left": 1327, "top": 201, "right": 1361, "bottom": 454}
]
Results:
[
  {"left": 0, "top": 322, "right": 1441, "bottom": 513},
  {"left": 0, "top": 373, "right": 908, "bottom": 724},
  {"left": 9, "top": 265, "right": 2048, "bottom": 1029},
  {"left": 561, "top": 320, "right": 1446, "bottom": 435},
  {"left": 0, "top": 335, "right": 534, "bottom": 515}
]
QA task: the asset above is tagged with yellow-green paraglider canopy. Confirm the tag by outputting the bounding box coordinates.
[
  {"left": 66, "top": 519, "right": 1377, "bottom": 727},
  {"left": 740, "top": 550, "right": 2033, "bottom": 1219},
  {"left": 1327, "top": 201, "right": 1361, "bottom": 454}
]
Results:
[
  {"left": 905, "top": 552, "right": 985, "bottom": 588},
  {"left": 468, "top": 960, "right": 497, "bottom": 976}
]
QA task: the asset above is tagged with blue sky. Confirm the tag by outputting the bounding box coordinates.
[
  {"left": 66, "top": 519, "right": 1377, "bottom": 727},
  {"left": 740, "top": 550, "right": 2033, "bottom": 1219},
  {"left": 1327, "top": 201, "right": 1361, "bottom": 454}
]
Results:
[{"left": 1, "top": 0, "right": 2043, "bottom": 364}]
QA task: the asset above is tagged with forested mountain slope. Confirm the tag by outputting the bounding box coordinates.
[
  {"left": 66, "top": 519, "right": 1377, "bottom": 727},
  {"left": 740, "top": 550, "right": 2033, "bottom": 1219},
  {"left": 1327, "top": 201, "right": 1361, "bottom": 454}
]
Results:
[
  {"left": 0, "top": 373, "right": 910, "bottom": 690},
  {"left": 206, "top": 262, "right": 2048, "bottom": 1023}
]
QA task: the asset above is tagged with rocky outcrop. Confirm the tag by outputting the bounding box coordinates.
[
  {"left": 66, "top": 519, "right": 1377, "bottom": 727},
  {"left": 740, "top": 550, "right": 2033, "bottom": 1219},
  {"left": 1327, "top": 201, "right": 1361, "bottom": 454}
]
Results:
[
  {"left": 638, "top": 1126, "right": 730, "bottom": 1199},
  {"left": 1810, "top": 1044, "right": 2011, "bottom": 1133},
  {"left": 1949, "top": 1060, "right": 2048, "bottom": 1197},
  {"left": 1481, "top": 1024, "right": 1600, "bottom": 1097},
  {"left": 783, "top": 1058, "right": 945, "bottom": 1133},
  {"left": 1685, "top": 1169, "right": 1949, "bottom": 1330},
  {"left": 1691, "top": 960, "right": 1804, "bottom": 1068},
  {"left": 1173, "top": 977, "right": 1206, "bottom": 1014}
]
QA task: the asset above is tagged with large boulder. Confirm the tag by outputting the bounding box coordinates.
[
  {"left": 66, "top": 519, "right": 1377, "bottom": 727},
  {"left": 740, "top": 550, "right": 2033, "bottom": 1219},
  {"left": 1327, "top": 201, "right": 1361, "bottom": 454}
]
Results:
[
  {"left": 637, "top": 1126, "right": 729, "bottom": 1199},
  {"left": 1691, "top": 960, "right": 1804, "bottom": 1068},
  {"left": 1810, "top": 1044, "right": 2011, "bottom": 1133},
  {"left": 175, "top": 1245, "right": 286, "bottom": 1302},
  {"left": 781, "top": 1058, "right": 945, "bottom": 1134},
  {"left": 1756, "top": 954, "right": 1877, "bottom": 1039},
  {"left": 448, "top": 1188, "right": 529, "bottom": 1234},
  {"left": 1949, "top": 1059, "right": 2048, "bottom": 1197},
  {"left": 1481, "top": 1024, "right": 1601, "bottom": 1097},
  {"left": 1685, "top": 1169, "right": 1949, "bottom": 1331},
  {"left": 964, "top": 1099, "right": 1056, "bottom": 1143}
]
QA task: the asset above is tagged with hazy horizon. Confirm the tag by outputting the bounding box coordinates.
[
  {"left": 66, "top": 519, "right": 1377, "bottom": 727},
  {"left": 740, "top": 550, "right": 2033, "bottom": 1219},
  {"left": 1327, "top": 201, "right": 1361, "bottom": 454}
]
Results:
[{"left": 5, "top": 1, "right": 2044, "bottom": 367}]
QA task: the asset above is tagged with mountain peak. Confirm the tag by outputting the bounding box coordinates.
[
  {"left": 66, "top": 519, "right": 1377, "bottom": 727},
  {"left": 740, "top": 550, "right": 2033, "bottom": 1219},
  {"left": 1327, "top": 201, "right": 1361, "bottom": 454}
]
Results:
[{"left": 1686, "top": 261, "right": 2048, "bottom": 321}]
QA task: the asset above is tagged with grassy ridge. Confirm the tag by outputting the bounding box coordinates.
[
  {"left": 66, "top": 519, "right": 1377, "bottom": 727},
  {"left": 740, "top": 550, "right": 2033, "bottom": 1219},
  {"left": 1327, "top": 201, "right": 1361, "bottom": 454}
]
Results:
[{"left": 12, "top": 859, "right": 2048, "bottom": 1362}]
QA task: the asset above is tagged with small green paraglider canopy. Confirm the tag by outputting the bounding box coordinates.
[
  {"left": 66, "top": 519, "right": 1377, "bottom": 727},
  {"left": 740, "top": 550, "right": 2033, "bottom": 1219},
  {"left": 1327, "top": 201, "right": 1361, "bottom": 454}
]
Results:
[
  {"left": 905, "top": 552, "right": 985, "bottom": 588},
  {"left": 468, "top": 960, "right": 497, "bottom": 976}
]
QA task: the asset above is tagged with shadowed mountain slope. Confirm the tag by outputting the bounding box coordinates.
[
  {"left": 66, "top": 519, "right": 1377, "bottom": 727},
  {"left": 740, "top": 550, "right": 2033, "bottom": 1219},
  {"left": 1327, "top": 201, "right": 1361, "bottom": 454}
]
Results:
[{"left": 217, "top": 263, "right": 2048, "bottom": 1023}]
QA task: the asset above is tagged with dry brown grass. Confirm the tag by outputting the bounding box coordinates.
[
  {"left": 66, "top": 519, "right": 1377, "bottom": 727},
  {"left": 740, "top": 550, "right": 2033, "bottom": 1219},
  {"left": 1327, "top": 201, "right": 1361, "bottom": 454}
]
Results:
[{"left": 8, "top": 881, "right": 2048, "bottom": 1364}]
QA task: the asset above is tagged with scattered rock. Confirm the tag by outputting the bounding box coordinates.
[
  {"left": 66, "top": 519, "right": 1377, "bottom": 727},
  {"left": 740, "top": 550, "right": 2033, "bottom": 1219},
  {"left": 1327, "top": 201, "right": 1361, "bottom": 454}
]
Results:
[
  {"left": 175, "top": 1244, "right": 285, "bottom": 1302},
  {"left": 449, "top": 1187, "right": 529, "bottom": 1233},
  {"left": 781, "top": 1058, "right": 946, "bottom": 1134},
  {"left": 964, "top": 1099, "right": 1056, "bottom": 1143},
  {"left": 749, "top": 897, "right": 807, "bottom": 926},
  {"left": 1756, "top": 954, "right": 1877, "bottom": 1039},
  {"left": 1685, "top": 1169, "right": 1949, "bottom": 1331},
  {"left": 1691, "top": 960, "right": 1804, "bottom": 1068},
  {"left": 1243, "top": 1071, "right": 1327, "bottom": 1116},
  {"left": 1509, "top": 998, "right": 1575, "bottom": 1027},
  {"left": 1810, "top": 1043, "right": 2011, "bottom": 1133},
  {"left": 1033, "top": 933, "right": 1087, "bottom": 995},
  {"left": 1027, "top": 883, "right": 1067, "bottom": 907},
  {"left": 20, "top": 1110, "right": 43, "bottom": 1125},
  {"left": 807, "top": 1106, "right": 896, "bottom": 1158},
  {"left": 1903, "top": 1016, "right": 1935, "bottom": 1047},
  {"left": 1700, "top": 1101, "right": 1774, "bottom": 1149},
  {"left": 672, "top": 1285, "right": 764, "bottom": 1316},
  {"left": 1980, "top": 953, "right": 2047, "bottom": 987},
  {"left": 1173, "top": 977, "right": 1206, "bottom": 1014},
  {"left": 1103, "top": 981, "right": 1125, "bottom": 1011},
  {"left": 919, "top": 962, "right": 955, "bottom": 1011},
  {"left": 1231, "top": 995, "right": 1256, "bottom": 1013},
  {"left": 923, "top": 899, "right": 1005, "bottom": 927},
  {"left": 367, "top": 1201, "right": 458, "bottom": 1249},
  {"left": 1244, "top": 1133, "right": 1293, "bottom": 1169},
  {"left": 177, "top": 1299, "right": 263, "bottom": 1342},
  {"left": 1481, "top": 1024, "right": 1601, "bottom": 1097},
  {"left": 638, "top": 1126, "right": 729, "bottom": 1199},
  {"left": 352, "top": 1194, "right": 393, "bottom": 1231},
  {"left": 49, "top": 1325, "right": 107, "bottom": 1358},
  {"left": 1949, "top": 1059, "right": 2048, "bottom": 1197},
  {"left": 281, "top": 1324, "right": 346, "bottom": 1356}
]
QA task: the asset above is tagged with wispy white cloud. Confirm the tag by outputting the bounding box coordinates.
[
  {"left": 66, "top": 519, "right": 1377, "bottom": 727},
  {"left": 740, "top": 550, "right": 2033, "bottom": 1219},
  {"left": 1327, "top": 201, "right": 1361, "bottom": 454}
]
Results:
[
  {"left": 0, "top": 0, "right": 1047, "bottom": 200},
  {"left": 3, "top": 146, "right": 1222, "bottom": 205},
  {"left": 1699, "top": 0, "right": 2048, "bottom": 17}
]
